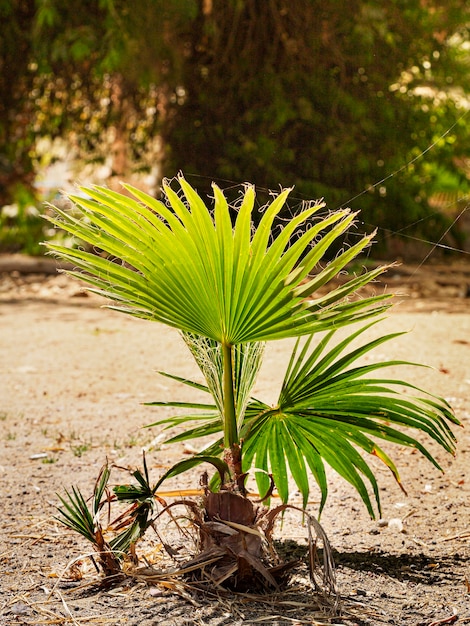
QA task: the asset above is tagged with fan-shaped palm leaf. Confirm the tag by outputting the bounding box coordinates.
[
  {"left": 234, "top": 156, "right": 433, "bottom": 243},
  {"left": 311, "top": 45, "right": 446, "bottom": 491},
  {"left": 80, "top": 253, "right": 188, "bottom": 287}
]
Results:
[
  {"left": 240, "top": 320, "right": 459, "bottom": 516},
  {"left": 149, "top": 320, "right": 458, "bottom": 517},
  {"left": 45, "top": 177, "right": 391, "bottom": 344}
]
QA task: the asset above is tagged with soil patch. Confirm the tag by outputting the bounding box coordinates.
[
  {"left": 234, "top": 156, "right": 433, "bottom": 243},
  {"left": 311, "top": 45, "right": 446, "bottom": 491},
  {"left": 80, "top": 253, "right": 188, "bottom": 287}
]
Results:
[{"left": 1, "top": 260, "right": 469, "bottom": 625}]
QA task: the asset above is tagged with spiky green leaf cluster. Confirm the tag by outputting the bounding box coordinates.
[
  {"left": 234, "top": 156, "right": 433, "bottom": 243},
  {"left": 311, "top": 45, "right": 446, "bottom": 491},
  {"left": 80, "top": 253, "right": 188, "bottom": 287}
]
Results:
[
  {"left": 150, "top": 322, "right": 458, "bottom": 517},
  {"left": 56, "top": 459, "right": 160, "bottom": 560},
  {"left": 55, "top": 464, "right": 110, "bottom": 543},
  {"left": 45, "top": 176, "right": 391, "bottom": 345}
]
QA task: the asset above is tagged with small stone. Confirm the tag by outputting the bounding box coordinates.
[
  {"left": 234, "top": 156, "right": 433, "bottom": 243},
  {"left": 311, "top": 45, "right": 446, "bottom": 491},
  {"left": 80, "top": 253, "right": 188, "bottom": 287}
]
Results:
[
  {"left": 388, "top": 518, "right": 404, "bottom": 533},
  {"left": 11, "top": 603, "right": 29, "bottom": 615}
]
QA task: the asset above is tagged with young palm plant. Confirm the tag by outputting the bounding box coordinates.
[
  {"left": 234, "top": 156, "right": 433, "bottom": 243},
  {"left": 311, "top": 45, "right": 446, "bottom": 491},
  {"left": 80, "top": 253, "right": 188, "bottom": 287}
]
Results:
[
  {"left": 55, "top": 458, "right": 165, "bottom": 579},
  {"left": 46, "top": 176, "right": 458, "bottom": 590}
]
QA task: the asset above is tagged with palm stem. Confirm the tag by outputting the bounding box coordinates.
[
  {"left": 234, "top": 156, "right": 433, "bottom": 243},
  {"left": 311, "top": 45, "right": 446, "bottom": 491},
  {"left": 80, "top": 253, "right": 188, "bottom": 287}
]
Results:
[
  {"left": 222, "top": 342, "right": 238, "bottom": 449},
  {"left": 222, "top": 342, "right": 244, "bottom": 491}
]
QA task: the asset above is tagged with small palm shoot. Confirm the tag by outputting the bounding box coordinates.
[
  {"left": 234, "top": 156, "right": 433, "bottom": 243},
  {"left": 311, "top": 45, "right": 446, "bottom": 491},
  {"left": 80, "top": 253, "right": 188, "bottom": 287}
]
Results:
[
  {"left": 55, "top": 463, "right": 122, "bottom": 578},
  {"left": 46, "top": 176, "right": 458, "bottom": 592},
  {"left": 56, "top": 458, "right": 163, "bottom": 578}
]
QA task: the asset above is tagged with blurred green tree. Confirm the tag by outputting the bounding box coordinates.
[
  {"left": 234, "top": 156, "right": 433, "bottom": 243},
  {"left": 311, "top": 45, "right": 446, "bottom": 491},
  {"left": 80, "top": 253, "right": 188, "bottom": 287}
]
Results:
[
  {"left": 0, "top": 0, "right": 37, "bottom": 207},
  {"left": 165, "top": 0, "right": 470, "bottom": 249},
  {"left": 0, "top": 0, "right": 197, "bottom": 205},
  {"left": 1, "top": 0, "right": 469, "bottom": 253}
]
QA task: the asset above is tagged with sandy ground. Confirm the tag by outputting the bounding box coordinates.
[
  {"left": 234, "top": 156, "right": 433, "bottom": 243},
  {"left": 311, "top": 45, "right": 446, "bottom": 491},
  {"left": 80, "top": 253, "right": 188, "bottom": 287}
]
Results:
[{"left": 1, "top": 263, "right": 470, "bottom": 625}]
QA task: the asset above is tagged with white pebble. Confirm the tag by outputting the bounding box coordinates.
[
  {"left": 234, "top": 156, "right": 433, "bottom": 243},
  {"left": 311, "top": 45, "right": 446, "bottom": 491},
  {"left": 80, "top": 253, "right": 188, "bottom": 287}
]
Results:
[{"left": 388, "top": 518, "right": 404, "bottom": 533}]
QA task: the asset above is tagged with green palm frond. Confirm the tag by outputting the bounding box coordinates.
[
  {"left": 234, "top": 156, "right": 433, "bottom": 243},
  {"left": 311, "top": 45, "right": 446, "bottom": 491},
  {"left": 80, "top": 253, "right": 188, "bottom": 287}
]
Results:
[
  {"left": 110, "top": 456, "right": 165, "bottom": 555},
  {"left": 56, "top": 486, "right": 98, "bottom": 544},
  {"left": 149, "top": 321, "right": 458, "bottom": 517},
  {"left": 45, "top": 177, "right": 392, "bottom": 345},
  {"left": 113, "top": 453, "right": 157, "bottom": 503},
  {"left": 55, "top": 464, "right": 111, "bottom": 543},
  {"left": 240, "top": 321, "right": 459, "bottom": 517}
]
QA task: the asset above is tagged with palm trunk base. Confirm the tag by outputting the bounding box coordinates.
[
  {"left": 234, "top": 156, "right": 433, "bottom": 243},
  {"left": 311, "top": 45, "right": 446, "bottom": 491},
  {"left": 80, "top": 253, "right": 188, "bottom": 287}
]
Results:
[{"left": 183, "top": 489, "right": 297, "bottom": 591}]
